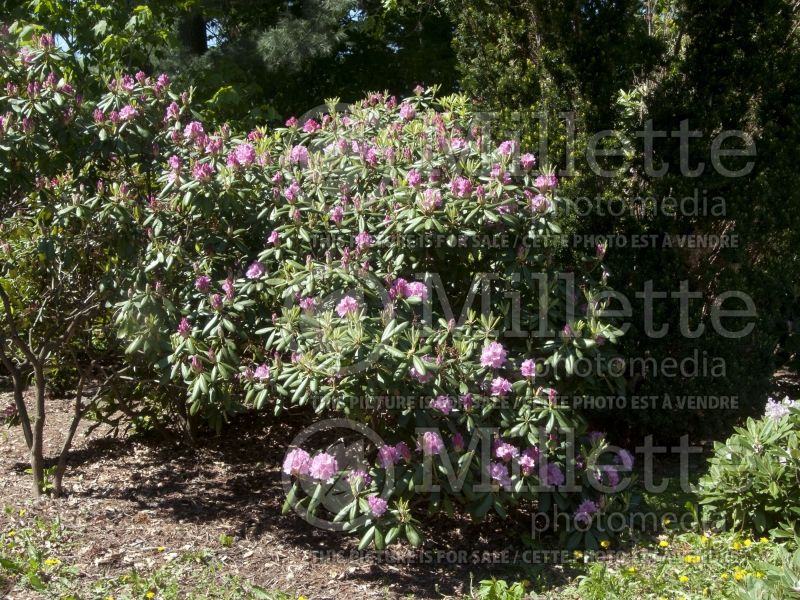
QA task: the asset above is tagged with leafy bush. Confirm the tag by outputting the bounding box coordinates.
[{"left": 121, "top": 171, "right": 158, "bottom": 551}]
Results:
[
  {"left": 0, "top": 22, "right": 636, "bottom": 547},
  {"left": 698, "top": 397, "right": 800, "bottom": 535},
  {"left": 103, "top": 76, "right": 638, "bottom": 547}
]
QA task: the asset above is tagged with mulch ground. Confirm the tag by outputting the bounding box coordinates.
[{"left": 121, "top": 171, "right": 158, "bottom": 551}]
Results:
[{"left": 0, "top": 391, "right": 565, "bottom": 600}]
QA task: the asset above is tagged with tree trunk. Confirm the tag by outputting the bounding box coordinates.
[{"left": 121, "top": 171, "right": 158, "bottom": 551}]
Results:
[
  {"left": 29, "top": 363, "right": 46, "bottom": 498},
  {"left": 179, "top": 12, "right": 208, "bottom": 56},
  {"left": 54, "top": 377, "right": 85, "bottom": 498},
  {"left": 0, "top": 353, "right": 33, "bottom": 449}
]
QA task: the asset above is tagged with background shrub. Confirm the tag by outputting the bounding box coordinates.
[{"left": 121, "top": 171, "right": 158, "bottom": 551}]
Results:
[{"left": 698, "top": 397, "right": 800, "bottom": 536}]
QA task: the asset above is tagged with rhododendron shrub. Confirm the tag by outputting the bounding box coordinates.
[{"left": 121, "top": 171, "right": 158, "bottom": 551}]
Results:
[
  {"left": 109, "top": 82, "right": 632, "bottom": 548},
  {"left": 0, "top": 24, "right": 634, "bottom": 544}
]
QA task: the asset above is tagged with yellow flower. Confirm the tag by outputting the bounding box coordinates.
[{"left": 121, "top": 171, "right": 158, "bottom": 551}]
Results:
[
  {"left": 679, "top": 575, "right": 689, "bottom": 583},
  {"left": 663, "top": 517, "right": 672, "bottom": 525},
  {"left": 157, "top": 546, "right": 166, "bottom": 552},
  {"left": 626, "top": 566, "right": 637, "bottom": 574},
  {"left": 44, "top": 558, "right": 61, "bottom": 566},
  {"left": 18, "top": 509, "right": 26, "bottom": 517},
  {"left": 733, "top": 569, "right": 745, "bottom": 581},
  {"left": 721, "top": 573, "right": 729, "bottom": 580},
  {"left": 658, "top": 540, "right": 669, "bottom": 548},
  {"left": 759, "top": 537, "right": 769, "bottom": 544},
  {"left": 755, "top": 571, "right": 764, "bottom": 578},
  {"left": 146, "top": 593, "right": 156, "bottom": 599},
  {"left": 6, "top": 531, "right": 15, "bottom": 537},
  {"left": 731, "top": 541, "right": 742, "bottom": 551},
  {"left": 600, "top": 540, "right": 611, "bottom": 549},
  {"left": 684, "top": 554, "right": 702, "bottom": 564},
  {"left": 743, "top": 539, "right": 752, "bottom": 547},
  {"left": 573, "top": 550, "right": 584, "bottom": 559},
  {"left": 699, "top": 535, "right": 710, "bottom": 545},
  {"left": 298, "top": 597, "right": 308, "bottom": 600},
  {"left": 703, "top": 588, "right": 709, "bottom": 596}
]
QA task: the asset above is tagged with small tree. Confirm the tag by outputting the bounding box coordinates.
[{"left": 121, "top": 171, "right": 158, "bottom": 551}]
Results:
[{"left": 0, "top": 24, "right": 141, "bottom": 496}]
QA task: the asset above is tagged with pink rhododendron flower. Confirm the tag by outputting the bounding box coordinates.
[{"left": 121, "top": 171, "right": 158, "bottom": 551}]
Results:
[
  {"left": 222, "top": 277, "right": 235, "bottom": 300},
  {"left": 165, "top": 101, "right": 180, "bottom": 121},
  {"left": 490, "top": 377, "right": 511, "bottom": 397},
  {"left": 520, "top": 153, "right": 536, "bottom": 170},
  {"left": 535, "top": 174, "right": 558, "bottom": 189},
  {"left": 205, "top": 137, "right": 223, "bottom": 155},
  {"left": 195, "top": 275, "right": 211, "bottom": 293},
  {"left": 421, "top": 188, "right": 442, "bottom": 211},
  {"left": 336, "top": 295, "right": 359, "bottom": 317},
  {"left": 600, "top": 465, "right": 620, "bottom": 488},
  {"left": 367, "top": 495, "right": 388, "bottom": 517},
  {"left": 177, "top": 317, "right": 191, "bottom": 338},
  {"left": 497, "top": 140, "right": 515, "bottom": 155},
  {"left": 494, "top": 440, "right": 519, "bottom": 462},
  {"left": 309, "top": 452, "right": 338, "bottom": 481},
  {"left": 489, "top": 462, "right": 512, "bottom": 488},
  {"left": 302, "top": 119, "right": 320, "bottom": 133},
  {"left": 542, "top": 463, "right": 565, "bottom": 487},
  {"left": 192, "top": 162, "right": 214, "bottom": 182},
  {"left": 355, "top": 231, "right": 373, "bottom": 249},
  {"left": 299, "top": 296, "right": 317, "bottom": 312},
  {"left": 529, "top": 193, "right": 548, "bottom": 213},
  {"left": 348, "top": 469, "right": 371, "bottom": 485},
  {"left": 420, "top": 431, "right": 445, "bottom": 455},
  {"left": 183, "top": 120, "right": 205, "bottom": 141},
  {"left": 210, "top": 294, "right": 223, "bottom": 310},
  {"left": 399, "top": 102, "right": 416, "bottom": 121},
  {"left": 430, "top": 395, "right": 453, "bottom": 415},
  {"left": 254, "top": 364, "right": 271, "bottom": 381},
  {"left": 190, "top": 355, "right": 203, "bottom": 373},
  {"left": 282, "top": 448, "right": 311, "bottom": 476},
  {"left": 230, "top": 143, "right": 256, "bottom": 167},
  {"left": 406, "top": 169, "right": 422, "bottom": 188},
  {"left": 449, "top": 176, "right": 473, "bottom": 198},
  {"left": 520, "top": 359, "right": 536, "bottom": 378},
  {"left": 285, "top": 180, "right": 301, "bottom": 202},
  {"left": 268, "top": 230, "right": 280, "bottom": 246},
  {"left": 519, "top": 447, "right": 538, "bottom": 476},
  {"left": 290, "top": 144, "right": 309, "bottom": 166},
  {"left": 377, "top": 445, "right": 398, "bottom": 468},
  {"left": 330, "top": 205, "right": 344, "bottom": 224},
  {"left": 405, "top": 281, "right": 428, "bottom": 300},
  {"left": 574, "top": 499, "right": 597, "bottom": 524},
  {"left": 246, "top": 261, "right": 265, "bottom": 279},
  {"left": 119, "top": 105, "right": 138, "bottom": 121},
  {"left": 452, "top": 433, "right": 465, "bottom": 451},
  {"left": 285, "top": 116, "right": 298, "bottom": 127},
  {"left": 480, "top": 342, "right": 507, "bottom": 369},
  {"left": 395, "top": 442, "right": 412, "bottom": 461},
  {"left": 615, "top": 449, "right": 634, "bottom": 470}
]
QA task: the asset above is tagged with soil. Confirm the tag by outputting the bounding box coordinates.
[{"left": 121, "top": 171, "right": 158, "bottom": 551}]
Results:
[
  {"left": 0, "top": 392, "right": 565, "bottom": 600},
  {"left": 4, "top": 370, "right": 796, "bottom": 599}
]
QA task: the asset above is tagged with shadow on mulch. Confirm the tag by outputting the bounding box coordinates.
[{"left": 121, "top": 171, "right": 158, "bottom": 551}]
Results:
[{"left": 35, "top": 409, "right": 569, "bottom": 597}]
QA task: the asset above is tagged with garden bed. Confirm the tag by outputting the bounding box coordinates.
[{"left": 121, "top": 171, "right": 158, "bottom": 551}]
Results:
[{"left": 0, "top": 391, "right": 580, "bottom": 599}]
